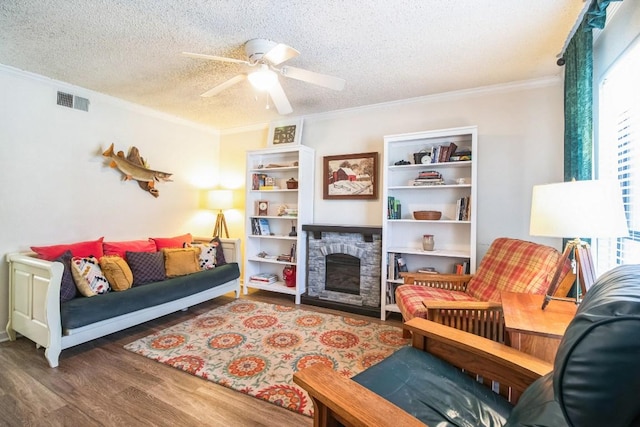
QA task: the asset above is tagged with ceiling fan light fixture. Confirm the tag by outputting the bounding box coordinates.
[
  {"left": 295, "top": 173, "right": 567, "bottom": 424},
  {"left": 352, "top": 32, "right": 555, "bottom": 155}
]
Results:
[{"left": 248, "top": 65, "right": 278, "bottom": 91}]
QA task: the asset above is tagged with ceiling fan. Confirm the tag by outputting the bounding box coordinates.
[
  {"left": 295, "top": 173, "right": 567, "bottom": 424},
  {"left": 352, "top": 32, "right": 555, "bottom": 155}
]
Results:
[{"left": 183, "top": 39, "right": 346, "bottom": 115}]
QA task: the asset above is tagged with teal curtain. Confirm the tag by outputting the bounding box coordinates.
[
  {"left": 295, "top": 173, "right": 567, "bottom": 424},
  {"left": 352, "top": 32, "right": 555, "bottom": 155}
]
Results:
[
  {"left": 563, "top": 0, "right": 621, "bottom": 182},
  {"left": 587, "top": 0, "right": 619, "bottom": 29},
  {"left": 562, "top": 0, "right": 621, "bottom": 296},
  {"left": 563, "top": 19, "right": 593, "bottom": 182}
]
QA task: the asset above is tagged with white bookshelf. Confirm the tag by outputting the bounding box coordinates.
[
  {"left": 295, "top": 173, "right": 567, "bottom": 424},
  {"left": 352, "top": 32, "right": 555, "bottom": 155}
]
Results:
[
  {"left": 381, "top": 126, "right": 478, "bottom": 320},
  {"left": 244, "top": 145, "right": 314, "bottom": 304}
]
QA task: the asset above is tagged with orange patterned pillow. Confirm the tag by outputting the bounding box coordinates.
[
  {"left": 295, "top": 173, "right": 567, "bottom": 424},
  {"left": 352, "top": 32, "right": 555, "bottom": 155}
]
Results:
[
  {"left": 99, "top": 256, "right": 133, "bottom": 291},
  {"left": 163, "top": 247, "right": 201, "bottom": 277}
]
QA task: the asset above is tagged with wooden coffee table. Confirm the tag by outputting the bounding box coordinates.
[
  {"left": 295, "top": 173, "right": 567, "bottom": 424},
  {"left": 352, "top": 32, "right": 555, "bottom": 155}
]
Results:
[{"left": 501, "top": 292, "right": 577, "bottom": 363}]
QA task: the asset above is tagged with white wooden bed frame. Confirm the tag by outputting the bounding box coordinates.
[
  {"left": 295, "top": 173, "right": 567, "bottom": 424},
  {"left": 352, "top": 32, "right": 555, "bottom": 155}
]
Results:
[{"left": 5, "top": 238, "right": 241, "bottom": 368}]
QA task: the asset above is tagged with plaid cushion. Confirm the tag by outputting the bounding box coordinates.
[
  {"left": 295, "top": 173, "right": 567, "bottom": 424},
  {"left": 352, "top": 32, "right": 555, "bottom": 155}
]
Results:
[
  {"left": 466, "top": 238, "right": 563, "bottom": 302},
  {"left": 126, "top": 251, "right": 166, "bottom": 286},
  {"left": 395, "top": 284, "right": 478, "bottom": 321}
]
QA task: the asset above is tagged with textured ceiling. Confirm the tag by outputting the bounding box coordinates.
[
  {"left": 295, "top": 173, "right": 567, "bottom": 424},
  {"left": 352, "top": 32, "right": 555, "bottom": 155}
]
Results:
[{"left": 0, "top": 1, "right": 584, "bottom": 130}]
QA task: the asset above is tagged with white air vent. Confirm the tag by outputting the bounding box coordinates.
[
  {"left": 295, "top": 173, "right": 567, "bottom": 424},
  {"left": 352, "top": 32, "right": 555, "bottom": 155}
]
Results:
[{"left": 56, "top": 91, "right": 89, "bottom": 112}]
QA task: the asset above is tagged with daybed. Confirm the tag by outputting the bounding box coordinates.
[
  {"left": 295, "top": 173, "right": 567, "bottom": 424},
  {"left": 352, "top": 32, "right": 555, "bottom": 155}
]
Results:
[
  {"left": 294, "top": 264, "right": 640, "bottom": 427},
  {"left": 6, "top": 237, "right": 241, "bottom": 368}
]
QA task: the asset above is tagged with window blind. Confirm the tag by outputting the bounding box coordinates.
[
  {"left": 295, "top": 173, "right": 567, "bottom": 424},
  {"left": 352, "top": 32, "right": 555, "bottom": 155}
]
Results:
[{"left": 597, "top": 40, "right": 640, "bottom": 272}]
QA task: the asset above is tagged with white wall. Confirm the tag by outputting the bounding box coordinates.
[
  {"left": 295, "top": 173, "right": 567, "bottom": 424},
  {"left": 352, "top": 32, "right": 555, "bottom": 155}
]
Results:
[
  {"left": 1, "top": 66, "right": 566, "bottom": 342},
  {"left": 0, "top": 66, "right": 220, "bottom": 341},
  {"left": 223, "top": 78, "right": 566, "bottom": 259}
]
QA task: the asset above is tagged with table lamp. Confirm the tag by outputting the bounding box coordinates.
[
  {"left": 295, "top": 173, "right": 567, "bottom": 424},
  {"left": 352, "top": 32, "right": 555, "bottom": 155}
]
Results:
[
  {"left": 206, "top": 189, "right": 233, "bottom": 238},
  {"left": 530, "top": 179, "right": 628, "bottom": 309}
]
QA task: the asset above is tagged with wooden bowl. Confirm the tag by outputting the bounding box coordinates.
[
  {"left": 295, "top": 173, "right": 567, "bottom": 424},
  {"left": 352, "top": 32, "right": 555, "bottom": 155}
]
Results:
[{"left": 413, "top": 210, "right": 442, "bottom": 220}]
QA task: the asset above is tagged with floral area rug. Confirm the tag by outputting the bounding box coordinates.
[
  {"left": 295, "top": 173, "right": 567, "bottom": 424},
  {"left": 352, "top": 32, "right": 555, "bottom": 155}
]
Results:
[{"left": 124, "top": 300, "right": 408, "bottom": 417}]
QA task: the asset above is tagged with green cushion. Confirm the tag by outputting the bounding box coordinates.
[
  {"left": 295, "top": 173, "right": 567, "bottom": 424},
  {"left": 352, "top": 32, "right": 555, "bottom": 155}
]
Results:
[
  {"left": 352, "top": 346, "right": 513, "bottom": 426},
  {"left": 61, "top": 263, "right": 239, "bottom": 330}
]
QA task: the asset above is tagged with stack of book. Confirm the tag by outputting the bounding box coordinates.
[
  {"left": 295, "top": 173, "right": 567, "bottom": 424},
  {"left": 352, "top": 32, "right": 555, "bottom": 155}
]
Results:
[
  {"left": 251, "top": 218, "right": 271, "bottom": 235},
  {"left": 251, "top": 173, "right": 268, "bottom": 190},
  {"left": 249, "top": 273, "right": 278, "bottom": 284},
  {"left": 449, "top": 149, "right": 472, "bottom": 162},
  {"left": 412, "top": 170, "right": 444, "bottom": 186},
  {"left": 387, "top": 196, "right": 402, "bottom": 219},
  {"left": 430, "top": 142, "right": 458, "bottom": 163},
  {"left": 453, "top": 261, "right": 470, "bottom": 274}
]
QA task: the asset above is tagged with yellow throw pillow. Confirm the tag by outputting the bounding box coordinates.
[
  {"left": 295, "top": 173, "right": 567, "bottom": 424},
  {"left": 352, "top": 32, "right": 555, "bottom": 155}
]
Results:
[
  {"left": 163, "top": 247, "right": 201, "bottom": 277},
  {"left": 99, "top": 255, "right": 133, "bottom": 291}
]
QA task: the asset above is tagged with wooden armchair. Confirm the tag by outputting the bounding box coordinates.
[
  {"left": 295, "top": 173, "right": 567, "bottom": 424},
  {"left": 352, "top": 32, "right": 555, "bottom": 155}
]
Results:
[
  {"left": 294, "top": 264, "right": 640, "bottom": 427},
  {"left": 396, "top": 238, "right": 571, "bottom": 342},
  {"left": 294, "top": 317, "right": 551, "bottom": 427}
]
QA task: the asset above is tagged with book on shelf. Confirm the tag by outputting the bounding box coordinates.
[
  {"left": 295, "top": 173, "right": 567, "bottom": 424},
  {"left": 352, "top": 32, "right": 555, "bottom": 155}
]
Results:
[
  {"left": 417, "top": 267, "right": 438, "bottom": 274},
  {"left": 258, "top": 218, "right": 271, "bottom": 235},
  {"left": 252, "top": 173, "right": 268, "bottom": 190},
  {"left": 387, "top": 196, "right": 402, "bottom": 219},
  {"left": 387, "top": 281, "right": 402, "bottom": 304},
  {"left": 290, "top": 243, "right": 297, "bottom": 262},
  {"left": 455, "top": 196, "right": 470, "bottom": 221},
  {"left": 259, "top": 185, "right": 279, "bottom": 190},
  {"left": 249, "top": 273, "right": 278, "bottom": 283},
  {"left": 411, "top": 179, "right": 444, "bottom": 186},
  {"left": 251, "top": 218, "right": 261, "bottom": 235},
  {"left": 445, "top": 142, "right": 458, "bottom": 162},
  {"left": 396, "top": 255, "right": 409, "bottom": 273},
  {"left": 453, "top": 261, "right": 470, "bottom": 274},
  {"left": 428, "top": 143, "right": 458, "bottom": 163},
  {"left": 449, "top": 148, "right": 472, "bottom": 162}
]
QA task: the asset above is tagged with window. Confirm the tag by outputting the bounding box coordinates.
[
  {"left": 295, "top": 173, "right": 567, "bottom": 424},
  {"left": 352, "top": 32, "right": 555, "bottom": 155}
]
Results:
[{"left": 596, "top": 40, "right": 640, "bottom": 273}]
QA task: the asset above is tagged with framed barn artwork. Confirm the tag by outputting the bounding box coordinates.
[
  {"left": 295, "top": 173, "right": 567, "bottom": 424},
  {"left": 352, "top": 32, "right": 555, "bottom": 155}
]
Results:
[{"left": 323, "top": 152, "right": 379, "bottom": 200}]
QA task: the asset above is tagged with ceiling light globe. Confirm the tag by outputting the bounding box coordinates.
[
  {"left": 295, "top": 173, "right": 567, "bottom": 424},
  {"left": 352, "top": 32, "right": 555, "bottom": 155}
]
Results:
[{"left": 248, "top": 66, "right": 278, "bottom": 91}]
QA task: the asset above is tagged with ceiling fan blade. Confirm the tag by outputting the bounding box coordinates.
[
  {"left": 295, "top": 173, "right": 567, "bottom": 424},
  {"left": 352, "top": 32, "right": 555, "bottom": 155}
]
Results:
[
  {"left": 280, "top": 66, "right": 346, "bottom": 91},
  {"left": 200, "top": 74, "right": 246, "bottom": 97},
  {"left": 263, "top": 43, "right": 300, "bottom": 65},
  {"left": 267, "top": 80, "right": 293, "bottom": 115},
  {"left": 182, "top": 51, "right": 250, "bottom": 65}
]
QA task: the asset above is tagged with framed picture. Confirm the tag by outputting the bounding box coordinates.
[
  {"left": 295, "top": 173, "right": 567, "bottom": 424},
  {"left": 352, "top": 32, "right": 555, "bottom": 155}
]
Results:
[
  {"left": 323, "top": 152, "right": 379, "bottom": 200},
  {"left": 267, "top": 118, "right": 304, "bottom": 146}
]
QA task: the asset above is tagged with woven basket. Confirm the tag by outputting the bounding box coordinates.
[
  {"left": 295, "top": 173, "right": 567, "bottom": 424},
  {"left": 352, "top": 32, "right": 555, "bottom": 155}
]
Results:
[{"left": 413, "top": 210, "right": 442, "bottom": 220}]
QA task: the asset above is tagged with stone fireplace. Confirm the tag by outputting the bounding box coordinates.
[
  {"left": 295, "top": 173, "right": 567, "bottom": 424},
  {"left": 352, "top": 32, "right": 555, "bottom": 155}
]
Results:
[{"left": 301, "top": 224, "right": 382, "bottom": 317}]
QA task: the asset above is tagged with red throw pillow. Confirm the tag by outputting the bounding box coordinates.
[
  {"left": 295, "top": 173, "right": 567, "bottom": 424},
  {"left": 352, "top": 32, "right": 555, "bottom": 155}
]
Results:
[
  {"left": 149, "top": 233, "right": 193, "bottom": 250},
  {"left": 103, "top": 240, "right": 157, "bottom": 259},
  {"left": 31, "top": 237, "right": 105, "bottom": 261}
]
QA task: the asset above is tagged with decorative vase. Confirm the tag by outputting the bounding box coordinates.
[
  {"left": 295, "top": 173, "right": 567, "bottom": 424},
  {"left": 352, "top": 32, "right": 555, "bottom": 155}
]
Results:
[
  {"left": 422, "top": 234, "right": 435, "bottom": 251},
  {"left": 283, "top": 265, "right": 296, "bottom": 287},
  {"left": 289, "top": 226, "right": 297, "bottom": 237}
]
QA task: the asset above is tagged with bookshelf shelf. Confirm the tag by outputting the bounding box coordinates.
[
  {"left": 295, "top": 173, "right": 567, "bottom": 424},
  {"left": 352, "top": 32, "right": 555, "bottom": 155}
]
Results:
[
  {"left": 247, "top": 257, "right": 298, "bottom": 266},
  {"left": 381, "top": 126, "right": 478, "bottom": 320},
  {"left": 244, "top": 145, "right": 314, "bottom": 304}
]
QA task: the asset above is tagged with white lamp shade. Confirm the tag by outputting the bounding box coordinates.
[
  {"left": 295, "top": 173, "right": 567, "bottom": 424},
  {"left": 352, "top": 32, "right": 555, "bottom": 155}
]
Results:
[
  {"left": 530, "top": 180, "right": 628, "bottom": 239},
  {"left": 205, "top": 189, "right": 233, "bottom": 210}
]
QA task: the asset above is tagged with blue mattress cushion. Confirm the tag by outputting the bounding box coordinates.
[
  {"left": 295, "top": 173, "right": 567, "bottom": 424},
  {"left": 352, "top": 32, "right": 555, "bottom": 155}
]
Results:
[{"left": 60, "top": 262, "right": 239, "bottom": 330}]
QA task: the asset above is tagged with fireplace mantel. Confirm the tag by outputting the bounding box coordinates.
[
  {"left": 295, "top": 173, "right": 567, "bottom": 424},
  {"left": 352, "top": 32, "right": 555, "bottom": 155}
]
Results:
[{"left": 302, "top": 224, "right": 382, "bottom": 242}]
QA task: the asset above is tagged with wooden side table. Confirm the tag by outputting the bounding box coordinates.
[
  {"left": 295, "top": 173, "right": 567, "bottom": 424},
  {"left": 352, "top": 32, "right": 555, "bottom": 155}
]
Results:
[{"left": 501, "top": 292, "right": 577, "bottom": 363}]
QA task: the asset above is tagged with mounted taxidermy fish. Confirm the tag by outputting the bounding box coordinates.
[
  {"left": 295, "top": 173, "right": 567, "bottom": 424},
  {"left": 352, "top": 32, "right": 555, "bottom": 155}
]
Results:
[
  {"left": 126, "top": 147, "right": 160, "bottom": 198},
  {"left": 102, "top": 144, "right": 172, "bottom": 197}
]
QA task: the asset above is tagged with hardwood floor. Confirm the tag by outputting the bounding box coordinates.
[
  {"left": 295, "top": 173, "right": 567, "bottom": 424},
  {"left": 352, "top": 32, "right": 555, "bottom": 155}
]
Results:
[{"left": 0, "top": 290, "right": 402, "bottom": 426}]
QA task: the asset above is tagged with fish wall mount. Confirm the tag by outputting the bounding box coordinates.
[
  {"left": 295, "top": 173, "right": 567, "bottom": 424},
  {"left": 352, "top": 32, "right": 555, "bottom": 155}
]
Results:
[{"left": 102, "top": 144, "right": 172, "bottom": 197}]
